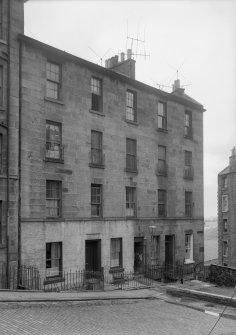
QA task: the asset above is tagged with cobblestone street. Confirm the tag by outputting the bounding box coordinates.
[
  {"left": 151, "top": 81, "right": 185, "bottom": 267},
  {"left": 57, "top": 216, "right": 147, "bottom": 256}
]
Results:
[{"left": 0, "top": 300, "right": 236, "bottom": 335}]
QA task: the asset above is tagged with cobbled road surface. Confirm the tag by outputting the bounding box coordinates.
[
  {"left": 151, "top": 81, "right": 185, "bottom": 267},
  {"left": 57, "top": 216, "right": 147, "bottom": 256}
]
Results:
[{"left": 0, "top": 300, "right": 236, "bottom": 335}]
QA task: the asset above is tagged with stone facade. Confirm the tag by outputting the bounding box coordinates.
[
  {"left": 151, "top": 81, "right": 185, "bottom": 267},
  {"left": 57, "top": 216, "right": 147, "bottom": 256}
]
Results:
[
  {"left": 0, "top": 0, "right": 24, "bottom": 271},
  {"left": 218, "top": 148, "right": 236, "bottom": 267},
  {"left": 1, "top": 0, "right": 205, "bottom": 282}
]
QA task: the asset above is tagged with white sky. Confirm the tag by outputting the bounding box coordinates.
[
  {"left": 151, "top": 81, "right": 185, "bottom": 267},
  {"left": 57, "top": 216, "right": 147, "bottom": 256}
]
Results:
[{"left": 24, "top": 0, "right": 236, "bottom": 219}]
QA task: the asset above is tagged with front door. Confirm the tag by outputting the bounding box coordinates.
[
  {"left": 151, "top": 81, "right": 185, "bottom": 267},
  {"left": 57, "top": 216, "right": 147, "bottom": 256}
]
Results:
[
  {"left": 85, "top": 239, "right": 101, "bottom": 271},
  {"left": 165, "top": 235, "right": 175, "bottom": 267}
]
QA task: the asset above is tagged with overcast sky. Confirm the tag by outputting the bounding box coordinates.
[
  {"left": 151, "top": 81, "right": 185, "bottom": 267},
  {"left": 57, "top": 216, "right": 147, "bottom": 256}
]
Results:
[{"left": 24, "top": 0, "right": 236, "bottom": 219}]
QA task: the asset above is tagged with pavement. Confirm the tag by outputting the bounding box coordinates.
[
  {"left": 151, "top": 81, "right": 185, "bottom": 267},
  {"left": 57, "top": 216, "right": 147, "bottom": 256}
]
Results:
[{"left": 0, "top": 279, "right": 236, "bottom": 321}]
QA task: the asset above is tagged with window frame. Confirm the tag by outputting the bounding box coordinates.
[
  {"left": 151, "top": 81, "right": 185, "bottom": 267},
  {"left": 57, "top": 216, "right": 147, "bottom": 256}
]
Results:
[
  {"left": 157, "top": 145, "right": 167, "bottom": 176},
  {"left": 184, "top": 150, "right": 193, "bottom": 179},
  {"left": 222, "top": 195, "right": 229, "bottom": 213},
  {"left": 126, "top": 187, "right": 136, "bottom": 217},
  {"left": 150, "top": 235, "right": 160, "bottom": 266},
  {"left": 110, "top": 238, "right": 123, "bottom": 269},
  {"left": 126, "top": 138, "right": 137, "bottom": 172},
  {"left": 45, "top": 120, "right": 63, "bottom": 162},
  {"left": 0, "top": 0, "right": 3, "bottom": 40},
  {"left": 223, "top": 219, "right": 228, "bottom": 233},
  {"left": 46, "top": 180, "right": 62, "bottom": 218},
  {"left": 158, "top": 189, "right": 167, "bottom": 217},
  {"left": 90, "top": 130, "right": 104, "bottom": 167},
  {"left": 0, "top": 66, "right": 3, "bottom": 106},
  {"left": 91, "top": 184, "right": 103, "bottom": 217},
  {"left": 46, "top": 61, "right": 61, "bottom": 100},
  {"left": 184, "top": 110, "right": 193, "bottom": 138},
  {"left": 126, "top": 89, "right": 137, "bottom": 122},
  {"left": 91, "top": 76, "right": 103, "bottom": 113},
  {"left": 0, "top": 133, "right": 2, "bottom": 172},
  {"left": 46, "top": 242, "right": 63, "bottom": 278},
  {"left": 0, "top": 200, "right": 2, "bottom": 245},
  {"left": 185, "top": 191, "right": 193, "bottom": 217},
  {"left": 185, "top": 233, "right": 193, "bottom": 263},
  {"left": 157, "top": 101, "right": 167, "bottom": 130},
  {"left": 223, "top": 241, "right": 228, "bottom": 257},
  {"left": 222, "top": 176, "right": 228, "bottom": 189}
]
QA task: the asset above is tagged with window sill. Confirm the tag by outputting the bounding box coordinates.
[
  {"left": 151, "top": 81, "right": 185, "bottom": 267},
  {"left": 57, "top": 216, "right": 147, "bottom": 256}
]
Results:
[
  {"left": 0, "top": 106, "right": 6, "bottom": 112},
  {"left": 45, "top": 157, "right": 64, "bottom": 164},
  {"left": 125, "top": 119, "right": 138, "bottom": 126},
  {"left": 184, "top": 260, "right": 194, "bottom": 264},
  {"left": 46, "top": 216, "right": 62, "bottom": 220},
  {"left": 0, "top": 244, "right": 7, "bottom": 249},
  {"left": 89, "top": 163, "right": 105, "bottom": 169},
  {"left": 125, "top": 168, "right": 138, "bottom": 174},
  {"left": 44, "top": 97, "right": 64, "bottom": 105},
  {"left": 184, "top": 176, "right": 194, "bottom": 181},
  {"left": 44, "top": 277, "right": 65, "bottom": 285},
  {"left": 184, "top": 135, "right": 193, "bottom": 140},
  {"left": 0, "top": 39, "right": 7, "bottom": 45},
  {"left": 89, "top": 109, "right": 105, "bottom": 116},
  {"left": 157, "top": 128, "right": 168, "bottom": 133},
  {"left": 157, "top": 173, "right": 168, "bottom": 177}
]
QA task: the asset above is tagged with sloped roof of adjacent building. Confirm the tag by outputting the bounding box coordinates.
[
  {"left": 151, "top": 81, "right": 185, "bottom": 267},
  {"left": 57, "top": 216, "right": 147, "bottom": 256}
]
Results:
[
  {"left": 219, "top": 166, "right": 229, "bottom": 175},
  {"left": 18, "top": 34, "right": 205, "bottom": 112}
]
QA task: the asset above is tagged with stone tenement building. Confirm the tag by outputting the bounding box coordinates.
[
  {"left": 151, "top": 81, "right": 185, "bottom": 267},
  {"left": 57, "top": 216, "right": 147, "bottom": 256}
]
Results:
[
  {"left": 218, "top": 148, "right": 236, "bottom": 267},
  {"left": 0, "top": 0, "right": 205, "bottom": 282}
]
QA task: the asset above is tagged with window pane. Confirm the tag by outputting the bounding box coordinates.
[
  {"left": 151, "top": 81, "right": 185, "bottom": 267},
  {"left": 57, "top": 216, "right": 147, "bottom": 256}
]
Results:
[
  {"left": 46, "top": 81, "right": 59, "bottom": 99},
  {"left": 0, "top": 201, "right": 2, "bottom": 244},
  {"left": 126, "top": 187, "right": 136, "bottom": 217},
  {"left": 185, "top": 151, "right": 192, "bottom": 166},
  {"left": 46, "top": 181, "right": 61, "bottom": 217},
  {"left": 0, "top": 66, "right": 3, "bottom": 106},
  {"left": 110, "top": 238, "right": 122, "bottom": 267},
  {"left": 47, "top": 62, "right": 60, "bottom": 82},
  {"left": 46, "top": 122, "right": 62, "bottom": 160},
  {"left": 157, "top": 102, "right": 166, "bottom": 129},
  {"left": 46, "top": 242, "right": 62, "bottom": 277},
  {"left": 91, "top": 77, "right": 101, "bottom": 95},
  {"left": 91, "top": 185, "right": 102, "bottom": 217},
  {"left": 126, "top": 90, "right": 136, "bottom": 121},
  {"left": 158, "top": 146, "right": 166, "bottom": 160}
]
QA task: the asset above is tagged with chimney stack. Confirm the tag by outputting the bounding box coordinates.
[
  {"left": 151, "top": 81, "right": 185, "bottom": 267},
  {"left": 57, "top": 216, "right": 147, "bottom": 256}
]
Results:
[
  {"left": 229, "top": 147, "right": 236, "bottom": 173},
  {"left": 120, "top": 52, "right": 125, "bottom": 62},
  {"left": 172, "top": 79, "right": 180, "bottom": 92},
  {"left": 105, "top": 50, "right": 135, "bottom": 79}
]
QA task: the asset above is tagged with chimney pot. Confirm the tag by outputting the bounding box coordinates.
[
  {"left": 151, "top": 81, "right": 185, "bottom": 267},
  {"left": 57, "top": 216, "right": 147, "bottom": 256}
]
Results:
[
  {"left": 120, "top": 52, "right": 125, "bottom": 62},
  {"left": 114, "top": 55, "right": 118, "bottom": 65},
  {"left": 127, "top": 49, "right": 132, "bottom": 59}
]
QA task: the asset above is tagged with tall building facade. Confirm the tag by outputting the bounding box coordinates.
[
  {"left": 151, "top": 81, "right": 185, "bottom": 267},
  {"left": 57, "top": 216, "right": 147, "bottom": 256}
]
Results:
[
  {"left": 218, "top": 148, "right": 236, "bottom": 267},
  {"left": 0, "top": 0, "right": 205, "bottom": 282},
  {"left": 0, "top": 0, "right": 24, "bottom": 281}
]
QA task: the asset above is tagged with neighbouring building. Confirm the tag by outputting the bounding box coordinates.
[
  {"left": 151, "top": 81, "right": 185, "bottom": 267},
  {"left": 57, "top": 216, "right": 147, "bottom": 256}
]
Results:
[
  {"left": 218, "top": 147, "right": 236, "bottom": 267},
  {"left": 0, "top": 0, "right": 205, "bottom": 285}
]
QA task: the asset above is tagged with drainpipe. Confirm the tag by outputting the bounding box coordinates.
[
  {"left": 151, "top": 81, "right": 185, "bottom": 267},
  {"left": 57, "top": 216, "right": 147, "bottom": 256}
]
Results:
[
  {"left": 18, "top": 39, "right": 22, "bottom": 287},
  {"left": 6, "top": 0, "right": 12, "bottom": 289}
]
